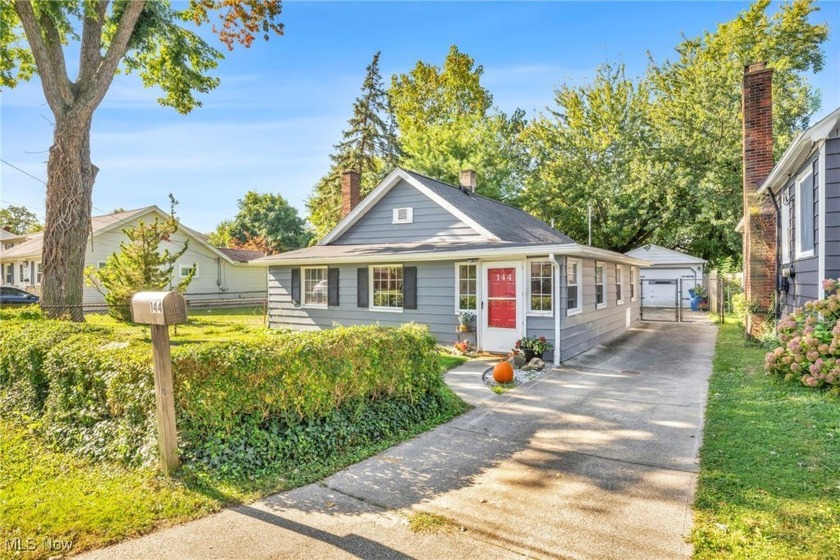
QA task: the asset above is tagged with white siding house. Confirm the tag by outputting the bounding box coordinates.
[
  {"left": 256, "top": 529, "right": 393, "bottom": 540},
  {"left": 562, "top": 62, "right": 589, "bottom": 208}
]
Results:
[{"left": 0, "top": 206, "right": 267, "bottom": 304}]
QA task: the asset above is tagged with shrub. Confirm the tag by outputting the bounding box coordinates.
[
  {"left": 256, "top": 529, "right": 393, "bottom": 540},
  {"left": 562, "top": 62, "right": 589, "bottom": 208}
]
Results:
[
  {"left": 765, "top": 278, "right": 840, "bottom": 394},
  {"left": 0, "top": 319, "right": 450, "bottom": 473},
  {"left": 0, "top": 304, "right": 44, "bottom": 322}
]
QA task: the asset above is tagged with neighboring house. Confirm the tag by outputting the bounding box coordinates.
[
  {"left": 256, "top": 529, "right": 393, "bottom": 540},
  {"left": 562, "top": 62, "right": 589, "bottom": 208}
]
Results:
[
  {"left": 755, "top": 106, "right": 840, "bottom": 317},
  {"left": 625, "top": 244, "right": 707, "bottom": 307},
  {"left": 0, "top": 206, "right": 267, "bottom": 304},
  {"left": 739, "top": 61, "right": 840, "bottom": 325},
  {"left": 255, "top": 168, "right": 649, "bottom": 363},
  {"left": 1, "top": 229, "right": 35, "bottom": 283}
]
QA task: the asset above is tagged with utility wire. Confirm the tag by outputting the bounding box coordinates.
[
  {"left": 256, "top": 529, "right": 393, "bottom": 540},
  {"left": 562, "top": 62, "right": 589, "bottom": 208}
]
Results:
[
  {"left": 1, "top": 158, "right": 46, "bottom": 185},
  {"left": 2, "top": 158, "right": 224, "bottom": 262}
]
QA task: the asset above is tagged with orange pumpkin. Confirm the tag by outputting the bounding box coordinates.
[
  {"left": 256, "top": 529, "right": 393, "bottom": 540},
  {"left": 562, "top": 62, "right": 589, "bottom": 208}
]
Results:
[{"left": 493, "top": 361, "right": 514, "bottom": 384}]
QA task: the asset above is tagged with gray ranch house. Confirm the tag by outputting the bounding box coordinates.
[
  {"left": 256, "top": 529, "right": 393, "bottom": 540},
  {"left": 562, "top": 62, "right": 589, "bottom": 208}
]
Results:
[{"left": 255, "top": 168, "right": 649, "bottom": 363}]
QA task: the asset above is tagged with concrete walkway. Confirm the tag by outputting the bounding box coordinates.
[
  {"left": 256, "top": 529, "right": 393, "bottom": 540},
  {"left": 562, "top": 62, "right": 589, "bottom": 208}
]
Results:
[{"left": 81, "top": 322, "right": 717, "bottom": 560}]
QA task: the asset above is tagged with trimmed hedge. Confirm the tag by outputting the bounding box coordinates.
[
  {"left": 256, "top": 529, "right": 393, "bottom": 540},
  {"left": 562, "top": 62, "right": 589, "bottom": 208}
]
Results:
[{"left": 0, "top": 319, "right": 449, "bottom": 474}]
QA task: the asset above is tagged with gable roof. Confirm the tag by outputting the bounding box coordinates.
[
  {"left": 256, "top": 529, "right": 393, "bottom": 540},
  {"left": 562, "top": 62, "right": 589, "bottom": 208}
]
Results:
[
  {"left": 319, "top": 168, "right": 574, "bottom": 246},
  {"left": 757, "top": 106, "right": 840, "bottom": 195},
  {"left": 0, "top": 229, "right": 24, "bottom": 241},
  {"left": 625, "top": 244, "right": 707, "bottom": 266},
  {"left": 0, "top": 206, "right": 242, "bottom": 265},
  {"left": 401, "top": 170, "right": 576, "bottom": 244}
]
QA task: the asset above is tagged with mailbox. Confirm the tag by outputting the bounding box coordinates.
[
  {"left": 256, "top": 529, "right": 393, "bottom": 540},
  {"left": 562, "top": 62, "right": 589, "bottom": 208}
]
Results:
[{"left": 131, "top": 291, "right": 188, "bottom": 325}]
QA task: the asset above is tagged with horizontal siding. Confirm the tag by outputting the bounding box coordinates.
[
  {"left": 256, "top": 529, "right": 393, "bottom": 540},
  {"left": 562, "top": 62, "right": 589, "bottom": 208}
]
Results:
[
  {"left": 334, "top": 179, "right": 482, "bottom": 244},
  {"left": 825, "top": 138, "right": 840, "bottom": 287},
  {"left": 781, "top": 151, "right": 821, "bottom": 316},
  {"left": 558, "top": 256, "right": 640, "bottom": 362},
  {"left": 270, "top": 253, "right": 641, "bottom": 362},
  {"left": 269, "top": 262, "right": 460, "bottom": 344}
]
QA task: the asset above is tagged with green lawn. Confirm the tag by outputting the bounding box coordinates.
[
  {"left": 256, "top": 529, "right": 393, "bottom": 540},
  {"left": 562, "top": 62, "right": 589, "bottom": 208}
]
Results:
[
  {"left": 692, "top": 318, "right": 840, "bottom": 559},
  {"left": 84, "top": 308, "right": 269, "bottom": 344},
  {"left": 0, "top": 352, "right": 469, "bottom": 560}
]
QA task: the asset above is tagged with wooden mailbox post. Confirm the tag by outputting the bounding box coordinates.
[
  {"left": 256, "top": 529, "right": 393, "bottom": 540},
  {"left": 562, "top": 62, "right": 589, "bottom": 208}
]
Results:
[{"left": 131, "top": 291, "right": 188, "bottom": 475}]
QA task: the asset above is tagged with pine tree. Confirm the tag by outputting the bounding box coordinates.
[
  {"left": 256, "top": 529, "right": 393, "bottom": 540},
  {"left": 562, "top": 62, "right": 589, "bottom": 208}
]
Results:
[
  {"left": 306, "top": 52, "right": 401, "bottom": 238},
  {"left": 86, "top": 196, "right": 195, "bottom": 321}
]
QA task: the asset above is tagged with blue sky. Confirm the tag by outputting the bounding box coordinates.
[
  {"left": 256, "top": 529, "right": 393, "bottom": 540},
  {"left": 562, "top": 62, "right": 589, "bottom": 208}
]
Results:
[{"left": 2, "top": 0, "right": 838, "bottom": 233}]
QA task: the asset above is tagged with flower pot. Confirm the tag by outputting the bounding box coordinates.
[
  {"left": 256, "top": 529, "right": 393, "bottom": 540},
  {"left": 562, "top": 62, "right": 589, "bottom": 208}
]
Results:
[
  {"left": 458, "top": 324, "right": 469, "bottom": 333},
  {"left": 522, "top": 349, "right": 537, "bottom": 362}
]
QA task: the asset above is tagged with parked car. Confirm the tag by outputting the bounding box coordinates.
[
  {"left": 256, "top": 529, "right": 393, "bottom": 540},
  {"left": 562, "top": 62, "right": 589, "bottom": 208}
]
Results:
[{"left": 0, "top": 286, "right": 40, "bottom": 307}]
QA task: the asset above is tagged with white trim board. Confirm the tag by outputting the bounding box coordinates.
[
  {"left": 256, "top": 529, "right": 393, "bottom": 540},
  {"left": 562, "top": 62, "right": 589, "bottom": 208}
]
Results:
[{"left": 819, "top": 144, "right": 827, "bottom": 299}]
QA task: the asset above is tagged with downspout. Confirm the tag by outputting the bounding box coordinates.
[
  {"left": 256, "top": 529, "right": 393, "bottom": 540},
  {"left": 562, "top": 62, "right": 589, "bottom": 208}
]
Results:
[
  {"left": 768, "top": 189, "right": 782, "bottom": 321},
  {"left": 549, "top": 252, "right": 560, "bottom": 365}
]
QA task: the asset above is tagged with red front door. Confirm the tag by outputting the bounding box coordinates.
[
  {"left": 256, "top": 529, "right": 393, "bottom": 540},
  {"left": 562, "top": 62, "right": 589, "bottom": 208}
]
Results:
[{"left": 481, "top": 262, "right": 522, "bottom": 352}]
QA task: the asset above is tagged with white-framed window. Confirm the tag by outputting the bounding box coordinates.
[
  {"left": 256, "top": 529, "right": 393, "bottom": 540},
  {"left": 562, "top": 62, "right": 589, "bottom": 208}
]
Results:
[
  {"left": 528, "top": 259, "right": 553, "bottom": 315},
  {"left": 302, "top": 266, "right": 328, "bottom": 308},
  {"left": 4, "top": 264, "right": 13, "bottom": 284},
  {"left": 392, "top": 207, "right": 414, "bottom": 224},
  {"left": 595, "top": 262, "right": 605, "bottom": 309},
  {"left": 370, "top": 265, "right": 403, "bottom": 311},
  {"left": 616, "top": 264, "right": 624, "bottom": 305},
  {"left": 630, "top": 266, "right": 636, "bottom": 301},
  {"left": 455, "top": 263, "right": 477, "bottom": 312},
  {"left": 179, "top": 264, "right": 198, "bottom": 278},
  {"left": 566, "top": 258, "right": 582, "bottom": 316},
  {"left": 781, "top": 187, "right": 791, "bottom": 263},
  {"left": 35, "top": 263, "right": 42, "bottom": 284},
  {"left": 19, "top": 263, "right": 28, "bottom": 283},
  {"left": 796, "top": 167, "right": 815, "bottom": 258}
]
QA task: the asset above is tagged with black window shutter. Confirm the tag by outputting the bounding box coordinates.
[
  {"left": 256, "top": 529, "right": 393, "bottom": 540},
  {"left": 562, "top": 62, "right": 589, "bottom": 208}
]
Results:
[
  {"left": 290, "top": 268, "right": 301, "bottom": 305},
  {"left": 403, "top": 266, "right": 417, "bottom": 309},
  {"left": 357, "top": 268, "right": 369, "bottom": 307},
  {"left": 328, "top": 267, "right": 340, "bottom": 306}
]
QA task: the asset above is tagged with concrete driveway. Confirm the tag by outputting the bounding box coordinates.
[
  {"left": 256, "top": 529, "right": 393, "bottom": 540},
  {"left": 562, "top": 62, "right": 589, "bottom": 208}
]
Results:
[{"left": 81, "top": 322, "right": 717, "bottom": 560}]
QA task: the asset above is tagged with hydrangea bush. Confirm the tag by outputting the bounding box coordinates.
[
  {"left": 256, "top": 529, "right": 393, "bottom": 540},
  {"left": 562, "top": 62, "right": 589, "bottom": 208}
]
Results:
[{"left": 765, "top": 278, "right": 840, "bottom": 394}]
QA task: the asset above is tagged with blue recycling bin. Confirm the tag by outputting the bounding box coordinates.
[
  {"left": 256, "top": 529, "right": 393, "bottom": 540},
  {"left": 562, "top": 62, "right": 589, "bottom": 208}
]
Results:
[{"left": 690, "top": 295, "right": 702, "bottom": 311}]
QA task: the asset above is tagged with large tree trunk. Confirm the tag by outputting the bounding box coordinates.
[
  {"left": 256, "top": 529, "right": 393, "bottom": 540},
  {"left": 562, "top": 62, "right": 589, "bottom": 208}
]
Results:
[{"left": 41, "top": 112, "right": 98, "bottom": 321}]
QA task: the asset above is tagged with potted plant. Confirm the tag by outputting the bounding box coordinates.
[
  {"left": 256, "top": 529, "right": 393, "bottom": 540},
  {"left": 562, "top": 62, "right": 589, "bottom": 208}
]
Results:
[
  {"left": 457, "top": 311, "right": 476, "bottom": 332},
  {"left": 514, "top": 336, "right": 554, "bottom": 362}
]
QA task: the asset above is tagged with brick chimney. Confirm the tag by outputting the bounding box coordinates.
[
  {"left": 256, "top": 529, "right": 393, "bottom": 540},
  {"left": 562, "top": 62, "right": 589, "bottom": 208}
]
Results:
[
  {"left": 459, "top": 169, "right": 477, "bottom": 193},
  {"left": 742, "top": 62, "right": 777, "bottom": 336},
  {"left": 341, "top": 169, "right": 361, "bottom": 218}
]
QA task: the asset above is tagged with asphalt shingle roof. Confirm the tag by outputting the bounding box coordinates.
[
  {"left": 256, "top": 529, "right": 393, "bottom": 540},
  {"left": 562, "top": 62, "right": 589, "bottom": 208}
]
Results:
[
  {"left": 401, "top": 169, "right": 577, "bottom": 244},
  {"left": 217, "top": 248, "right": 267, "bottom": 262}
]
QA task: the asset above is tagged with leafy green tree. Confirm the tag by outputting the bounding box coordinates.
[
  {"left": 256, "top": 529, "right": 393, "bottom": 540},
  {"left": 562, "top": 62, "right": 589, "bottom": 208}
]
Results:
[
  {"left": 223, "top": 191, "right": 310, "bottom": 254},
  {"left": 0, "top": 205, "right": 42, "bottom": 234},
  {"left": 207, "top": 219, "right": 233, "bottom": 247},
  {"left": 86, "top": 196, "right": 194, "bottom": 322},
  {"left": 645, "top": 0, "right": 828, "bottom": 264},
  {"left": 521, "top": 63, "right": 672, "bottom": 252},
  {"left": 390, "top": 45, "right": 526, "bottom": 201},
  {"left": 307, "top": 52, "right": 400, "bottom": 238},
  {"left": 521, "top": 0, "right": 828, "bottom": 265},
  {"left": 2, "top": 0, "right": 284, "bottom": 320}
]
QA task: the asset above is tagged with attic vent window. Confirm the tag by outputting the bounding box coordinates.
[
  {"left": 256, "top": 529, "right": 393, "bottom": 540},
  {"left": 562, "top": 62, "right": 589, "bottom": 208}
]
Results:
[{"left": 392, "top": 207, "right": 414, "bottom": 224}]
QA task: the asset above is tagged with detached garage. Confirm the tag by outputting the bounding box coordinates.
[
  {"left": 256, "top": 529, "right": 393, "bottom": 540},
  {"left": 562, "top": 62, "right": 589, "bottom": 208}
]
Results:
[{"left": 625, "top": 244, "right": 707, "bottom": 309}]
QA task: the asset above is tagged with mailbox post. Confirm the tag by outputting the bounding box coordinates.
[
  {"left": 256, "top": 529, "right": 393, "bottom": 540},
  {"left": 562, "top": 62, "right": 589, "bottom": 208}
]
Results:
[{"left": 131, "top": 291, "right": 188, "bottom": 475}]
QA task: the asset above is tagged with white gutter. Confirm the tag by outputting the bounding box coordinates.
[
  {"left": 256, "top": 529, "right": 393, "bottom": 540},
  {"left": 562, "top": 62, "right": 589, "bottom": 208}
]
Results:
[
  {"left": 549, "top": 252, "right": 561, "bottom": 365},
  {"left": 249, "top": 243, "right": 652, "bottom": 268}
]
